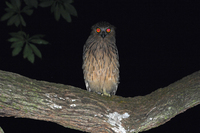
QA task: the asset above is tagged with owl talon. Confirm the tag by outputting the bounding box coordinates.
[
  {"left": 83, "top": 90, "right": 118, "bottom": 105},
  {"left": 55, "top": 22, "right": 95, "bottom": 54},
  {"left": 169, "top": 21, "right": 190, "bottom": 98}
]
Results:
[
  {"left": 101, "top": 93, "right": 111, "bottom": 97},
  {"left": 102, "top": 90, "right": 111, "bottom": 97}
]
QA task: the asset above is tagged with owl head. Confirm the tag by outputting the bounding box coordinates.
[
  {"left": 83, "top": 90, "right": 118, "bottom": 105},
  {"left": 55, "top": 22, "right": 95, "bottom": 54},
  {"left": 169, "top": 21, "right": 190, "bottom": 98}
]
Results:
[{"left": 91, "top": 21, "right": 115, "bottom": 39}]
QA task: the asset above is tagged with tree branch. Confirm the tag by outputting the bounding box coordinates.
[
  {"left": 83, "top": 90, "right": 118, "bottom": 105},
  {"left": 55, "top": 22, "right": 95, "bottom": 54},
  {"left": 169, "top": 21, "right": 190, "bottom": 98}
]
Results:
[{"left": 0, "top": 70, "right": 199, "bottom": 133}]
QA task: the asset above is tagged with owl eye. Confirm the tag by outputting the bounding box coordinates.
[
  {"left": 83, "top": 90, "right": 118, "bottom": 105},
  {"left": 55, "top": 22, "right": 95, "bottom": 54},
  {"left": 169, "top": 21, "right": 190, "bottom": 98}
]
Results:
[
  {"left": 96, "top": 28, "right": 101, "bottom": 33},
  {"left": 106, "top": 28, "right": 111, "bottom": 33}
]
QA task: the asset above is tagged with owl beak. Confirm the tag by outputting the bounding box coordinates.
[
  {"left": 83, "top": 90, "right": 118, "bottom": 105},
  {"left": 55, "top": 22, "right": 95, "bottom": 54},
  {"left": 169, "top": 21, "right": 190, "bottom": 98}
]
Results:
[{"left": 101, "top": 31, "right": 106, "bottom": 38}]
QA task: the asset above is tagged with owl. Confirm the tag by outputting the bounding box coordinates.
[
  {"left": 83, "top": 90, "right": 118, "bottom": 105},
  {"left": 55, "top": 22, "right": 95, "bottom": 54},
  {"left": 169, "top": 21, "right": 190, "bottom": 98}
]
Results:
[{"left": 82, "top": 21, "right": 119, "bottom": 96}]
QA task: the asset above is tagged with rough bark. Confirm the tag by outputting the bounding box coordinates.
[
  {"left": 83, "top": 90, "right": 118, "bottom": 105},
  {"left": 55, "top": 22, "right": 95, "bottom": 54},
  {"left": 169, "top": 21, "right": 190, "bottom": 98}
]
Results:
[{"left": 0, "top": 70, "right": 199, "bottom": 133}]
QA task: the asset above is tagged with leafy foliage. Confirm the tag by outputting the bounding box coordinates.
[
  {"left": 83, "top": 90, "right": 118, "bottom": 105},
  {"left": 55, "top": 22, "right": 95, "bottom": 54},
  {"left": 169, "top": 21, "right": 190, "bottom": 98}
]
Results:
[
  {"left": 1, "top": 0, "right": 34, "bottom": 27},
  {"left": 24, "top": 0, "right": 38, "bottom": 8},
  {"left": 1, "top": 0, "right": 77, "bottom": 63},
  {"left": 9, "top": 31, "right": 48, "bottom": 63},
  {"left": 40, "top": 0, "right": 77, "bottom": 22}
]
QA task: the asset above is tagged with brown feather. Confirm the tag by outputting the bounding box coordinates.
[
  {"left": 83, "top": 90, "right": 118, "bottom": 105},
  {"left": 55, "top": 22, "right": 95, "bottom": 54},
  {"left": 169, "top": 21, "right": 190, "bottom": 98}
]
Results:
[{"left": 82, "top": 22, "right": 119, "bottom": 96}]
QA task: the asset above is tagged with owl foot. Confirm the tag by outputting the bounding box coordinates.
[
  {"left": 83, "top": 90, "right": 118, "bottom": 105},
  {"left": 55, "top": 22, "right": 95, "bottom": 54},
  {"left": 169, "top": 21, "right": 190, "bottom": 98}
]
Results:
[{"left": 102, "top": 90, "right": 111, "bottom": 97}]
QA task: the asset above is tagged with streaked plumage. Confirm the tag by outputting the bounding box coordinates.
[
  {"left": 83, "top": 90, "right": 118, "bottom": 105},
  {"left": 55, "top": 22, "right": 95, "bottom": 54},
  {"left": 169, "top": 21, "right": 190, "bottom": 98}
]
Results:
[{"left": 82, "top": 21, "right": 119, "bottom": 96}]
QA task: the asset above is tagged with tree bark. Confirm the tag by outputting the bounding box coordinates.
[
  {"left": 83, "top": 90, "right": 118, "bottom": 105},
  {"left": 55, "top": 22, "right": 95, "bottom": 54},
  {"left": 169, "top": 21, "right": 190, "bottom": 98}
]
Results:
[{"left": 0, "top": 70, "right": 199, "bottom": 133}]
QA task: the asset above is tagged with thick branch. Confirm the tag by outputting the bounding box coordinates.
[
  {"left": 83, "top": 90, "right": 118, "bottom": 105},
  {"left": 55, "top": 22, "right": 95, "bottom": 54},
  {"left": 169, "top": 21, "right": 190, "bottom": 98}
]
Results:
[{"left": 0, "top": 70, "right": 199, "bottom": 133}]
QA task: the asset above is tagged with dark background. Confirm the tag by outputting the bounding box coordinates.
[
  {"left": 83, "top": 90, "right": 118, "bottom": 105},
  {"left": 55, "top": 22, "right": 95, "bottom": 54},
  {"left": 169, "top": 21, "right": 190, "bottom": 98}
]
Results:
[{"left": 0, "top": 0, "right": 200, "bottom": 132}]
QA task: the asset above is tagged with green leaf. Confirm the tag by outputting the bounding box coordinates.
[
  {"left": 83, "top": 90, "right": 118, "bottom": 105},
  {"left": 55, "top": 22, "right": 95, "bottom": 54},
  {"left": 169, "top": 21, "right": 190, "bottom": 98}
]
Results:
[
  {"left": 24, "top": 0, "right": 38, "bottom": 8},
  {"left": 64, "top": 3, "right": 77, "bottom": 16},
  {"left": 14, "top": 14, "right": 21, "bottom": 27},
  {"left": 27, "top": 53, "right": 35, "bottom": 63},
  {"left": 29, "top": 34, "right": 45, "bottom": 39},
  {"left": 54, "top": 4, "right": 60, "bottom": 21},
  {"left": 25, "top": 9, "right": 34, "bottom": 15},
  {"left": 19, "top": 15, "right": 26, "bottom": 26},
  {"left": 23, "top": 44, "right": 32, "bottom": 58},
  {"left": 30, "top": 44, "right": 42, "bottom": 58},
  {"left": 10, "top": 0, "right": 21, "bottom": 9},
  {"left": 11, "top": 41, "right": 24, "bottom": 48},
  {"left": 15, "top": 0, "right": 21, "bottom": 9},
  {"left": 1, "top": 12, "right": 14, "bottom": 21},
  {"left": 51, "top": 1, "right": 56, "bottom": 13},
  {"left": 8, "top": 37, "right": 21, "bottom": 42},
  {"left": 22, "top": 6, "right": 34, "bottom": 15},
  {"left": 7, "top": 14, "right": 18, "bottom": 26},
  {"left": 39, "top": 0, "right": 54, "bottom": 7},
  {"left": 5, "top": 1, "right": 13, "bottom": 9},
  {"left": 12, "top": 47, "right": 22, "bottom": 56},
  {"left": 18, "top": 31, "right": 26, "bottom": 36},
  {"left": 30, "top": 39, "right": 49, "bottom": 45},
  {"left": 5, "top": 8, "right": 13, "bottom": 12},
  {"left": 9, "top": 32, "right": 23, "bottom": 39},
  {"left": 61, "top": 8, "right": 71, "bottom": 22}
]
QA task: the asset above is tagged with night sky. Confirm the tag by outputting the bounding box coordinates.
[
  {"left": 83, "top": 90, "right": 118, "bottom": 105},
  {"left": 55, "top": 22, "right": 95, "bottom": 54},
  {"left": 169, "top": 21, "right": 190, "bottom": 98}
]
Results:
[{"left": 0, "top": 0, "right": 200, "bottom": 133}]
